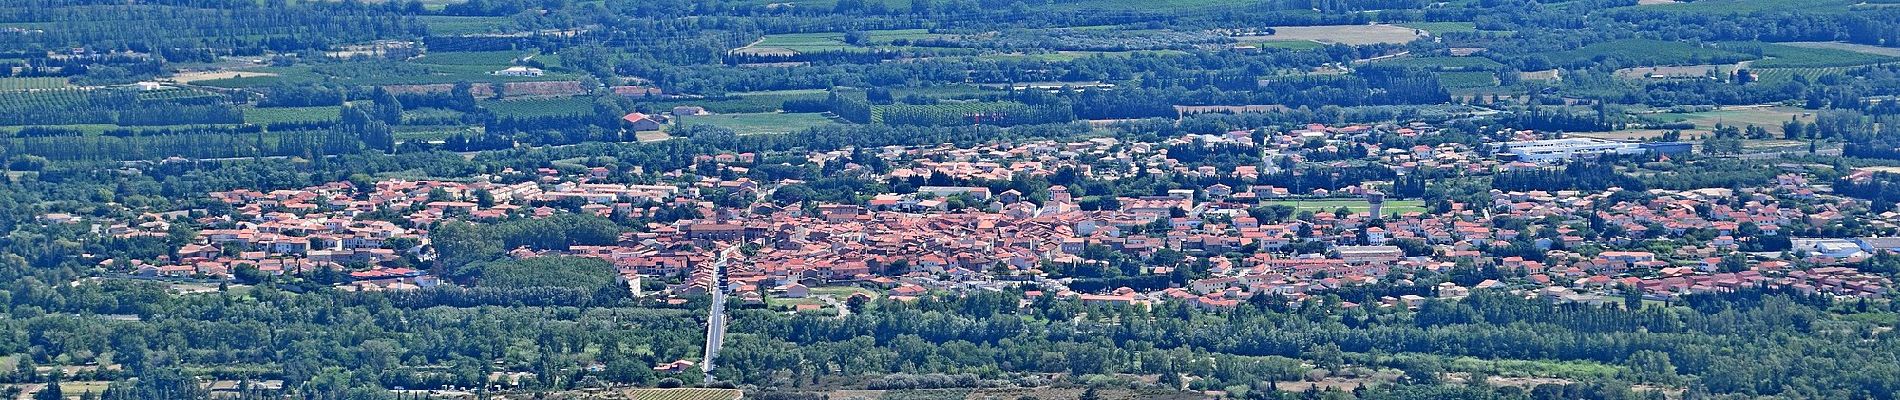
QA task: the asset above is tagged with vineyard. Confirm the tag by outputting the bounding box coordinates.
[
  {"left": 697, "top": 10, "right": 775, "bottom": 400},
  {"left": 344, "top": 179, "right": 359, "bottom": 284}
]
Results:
[
  {"left": 620, "top": 388, "right": 742, "bottom": 400},
  {"left": 0, "top": 88, "right": 94, "bottom": 109},
  {"left": 1752, "top": 64, "right": 1900, "bottom": 83}
]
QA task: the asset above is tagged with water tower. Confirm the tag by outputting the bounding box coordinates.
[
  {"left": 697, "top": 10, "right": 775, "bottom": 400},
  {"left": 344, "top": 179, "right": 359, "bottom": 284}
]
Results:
[{"left": 1365, "top": 190, "right": 1386, "bottom": 219}]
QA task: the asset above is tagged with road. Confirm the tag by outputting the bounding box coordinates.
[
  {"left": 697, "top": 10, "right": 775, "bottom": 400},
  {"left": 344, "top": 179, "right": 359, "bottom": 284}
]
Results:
[
  {"left": 701, "top": 243, "right": 739, "bottom": 381},
  {"left": 700, "top": 185, "right": 774, "bottom": 382}
]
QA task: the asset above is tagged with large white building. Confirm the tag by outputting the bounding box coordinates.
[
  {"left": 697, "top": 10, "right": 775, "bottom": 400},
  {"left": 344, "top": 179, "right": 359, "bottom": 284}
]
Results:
[{"left": 1498, "top": 138, "right": 1645, "bottom": 162}]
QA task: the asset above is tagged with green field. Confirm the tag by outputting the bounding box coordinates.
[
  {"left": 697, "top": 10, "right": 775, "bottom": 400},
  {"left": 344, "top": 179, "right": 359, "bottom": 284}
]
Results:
[
  {"left": 1251, "top": 41, "right": 1326, "bottom": 51},
  {"left": 418, "top": 15, "right": 511, "bottom": 35},
  {"left": 245, "top": 106, "right": 341, "bottom": 125},
  {"left": 415, "top": 50, "right": 534, "bottom": 66},
  {"left": 1264, "top": 199, "right": 1427, "bottom": 215},
  {"left": 482, "top": 97, "right": 593, "bottom": 118},
  {"left": 1549, "top": 39, "right": 1754, "bottom": 67},
  {"left": 195, "top": 61, "right": 575, "bottom": 88},
  {"left": 1748, "top": 43, "right": 1900, "bottom": 68},
  {"left": 736, "top": 29, "right": 943, "bottom": 54},
  {"left": 1436, "top": 71, "right": 1503, "bottom": 88},
  {"left": 1641, "top": 0, "right": 1861, "bottom": 13},
  {"left": 0, "top": 77, "right": 72, "bottom": 91},
  {"left": 676, "top": 112, "right": 838, "bottom": 135},
  {"left": 1377, "top": 56, "right": 1507, "bottom": 70},
  {"left": 1398, "top": 21, "right": 1483, "bottom": 35},
  {"left": 1650, "top": 106, "right": 1812, "bottom": 133}
]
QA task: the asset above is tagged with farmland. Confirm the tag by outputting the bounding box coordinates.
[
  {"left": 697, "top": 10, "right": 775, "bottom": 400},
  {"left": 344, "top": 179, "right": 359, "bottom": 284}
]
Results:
[
  {"left": 418, "top": 15, "right": 511, "bottom": 35},
  {"left": 675, "top": 112, "right": 838, "bottom": 135},
  {"left": 620, "top": 388, "right": 743, "bottom": 400},
  {"left": 244, "top": 106, "right": 342, "bottom": 125},
  {"left": 1375, "top": 56, "right": 1506, "bottom": 70},
  {"left": 415, "top": 50, "right": 535, "bottom": 66},
  {"left": 482, "top": 97, "right": 594, "bottom": 118},
  {"left": 0, "top": 77, "right": 71, "bottom": 91},
  {"left": 1647, "top": 106, "right": 1813, "bottom": 134},
  {"left": 1547, "top": 39, "right": 1754, "bottom": 68},
  {"left": 1436, "top": 71, "right": 1502, "bottom": 89},
  {"left": 1233, "top": 25, "right": 1426, "bottom": 46},
  {"left": 1748, "top": 43, "right": 1899, "bottom": 68},
  {"left": 731, "top": 29, "right": 942, "bottom": 55}
]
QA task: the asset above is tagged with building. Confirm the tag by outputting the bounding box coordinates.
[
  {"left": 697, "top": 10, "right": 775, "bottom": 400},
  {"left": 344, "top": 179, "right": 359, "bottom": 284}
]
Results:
[
  {"left": 1498, "top": 138, "right": 1645, "bottom": 162},
  {"left": 1640, "top": 141, "right": 1695, "bottom": 155},
  {"left": 1336, "top": 245, "right": 1404, "bottom": 264},
  {"left": 492, "top": 66, "right": 545, "bottom": 77},
  {"left": 621, "top": 113, "right": 663, "bottom": 131}
]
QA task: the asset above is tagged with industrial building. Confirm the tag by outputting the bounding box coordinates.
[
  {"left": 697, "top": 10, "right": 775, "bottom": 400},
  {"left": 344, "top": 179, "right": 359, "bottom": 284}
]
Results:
[{"left": 1497, "top": 138, "right": 1647, "bottom": 162}]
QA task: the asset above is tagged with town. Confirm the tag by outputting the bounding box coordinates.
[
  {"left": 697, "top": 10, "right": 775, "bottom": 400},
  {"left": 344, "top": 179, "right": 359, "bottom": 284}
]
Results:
[{"left": 59, "top": 122, "right": 1894, "bottom": 322}]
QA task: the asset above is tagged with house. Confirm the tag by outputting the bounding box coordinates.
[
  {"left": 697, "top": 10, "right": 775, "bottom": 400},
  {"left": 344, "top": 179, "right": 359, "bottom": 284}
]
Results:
[{"left": 621, "top": 113, "right": 663, "bottom": 131}]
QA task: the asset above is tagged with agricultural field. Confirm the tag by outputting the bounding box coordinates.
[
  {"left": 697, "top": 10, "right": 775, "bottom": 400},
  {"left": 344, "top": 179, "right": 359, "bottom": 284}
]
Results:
[
  {"left": 978, "top": 50, "right": 1188, "bottom": 62},
  {"left": 731, "top": 29, "right": 942, "bottom": 55},
  {"left": 1748, "top": 43, "right": 1899, "bottom": 68},
  {"left": 1613, "top": 64, "right": 1735, "bottom": 79},
  {"left": 1247, "top": 40, "right": 1326, "bottom": 51},
  {"left": 1398, "top": 21, "right": 1484, "bottom": 35},
  {"left": 1233, "top": 24, "right": 1427, "bottom": 46},
  {"left": 481, "top": 97, "right": 594, "bottom": 118},
  {"left": 1638, "top": 0, "right": 1862, "bottom": 13},
  {"left": 415, "top": 50, "right": 535, "bottom": 66},
  {"left": 676, "top": 112, "right": 837, "bottom": 135},
  {"left": 1437, "top": 71, "right": 1502, "bottom": 89},
  {"left": 0, "top": 77, "right": 71, "bottom": 91},
  {"left": 620, "top": 388, "right": 743, "bottom": 400},
  {"left": 1547, "top": 39, "right": 1754, "bottom": 68},
  {"left": 418, "top": 15, "right": 512, "bottom": 35},
  {"left": 194, "top": 61, "right": 575, "bottom": 88},
  {"left": 1375, "top": 56, "right": 1506, "bottom": 70},
  {"left": 244, "top": 106, "right": 342, "bottom": 125},
  {"left": 1262, "top": 199, "right": 1427, "bottom": 215},
  {"left": 1779, "top": 41, "right": 1900, "bottom": 57},
  {"left": 1647, "top": 106, "right": 1813, "bottom": 134}
]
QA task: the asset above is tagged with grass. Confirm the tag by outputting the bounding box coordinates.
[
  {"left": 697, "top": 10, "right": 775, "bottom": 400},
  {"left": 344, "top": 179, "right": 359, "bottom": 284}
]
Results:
[
  {"left": 245, "top": 106, "right": 341, "bottom": 125},
  {"left": 676, "top": 112, "right": 838, "bottom": 135},
  {"left": 1263, "top": 199, "right": 1427, "bottom": 215}
]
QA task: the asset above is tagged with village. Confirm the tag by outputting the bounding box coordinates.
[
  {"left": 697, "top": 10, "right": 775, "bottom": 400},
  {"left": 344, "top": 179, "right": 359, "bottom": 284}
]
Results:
[{"left": 47, "top": 123, "right": 1897, "bottom": 318}]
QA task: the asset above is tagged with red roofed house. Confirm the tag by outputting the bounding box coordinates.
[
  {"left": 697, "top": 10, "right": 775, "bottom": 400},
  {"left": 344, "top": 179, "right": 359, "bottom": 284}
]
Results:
[{"left": 621, "top": 113, "right": 663, "bottom": 131}]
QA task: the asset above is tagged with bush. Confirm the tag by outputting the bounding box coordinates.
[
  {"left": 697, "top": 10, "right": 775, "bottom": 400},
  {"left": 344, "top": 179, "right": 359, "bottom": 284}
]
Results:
[{"left": 657, "top": 378, "right": 683, "bottom": 388}]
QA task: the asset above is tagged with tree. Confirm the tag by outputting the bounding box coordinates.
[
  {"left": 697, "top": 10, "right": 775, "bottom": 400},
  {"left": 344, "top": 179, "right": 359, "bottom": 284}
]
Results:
[{"left": 35, "top": 374, "right": 62, "bottom": 400}]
